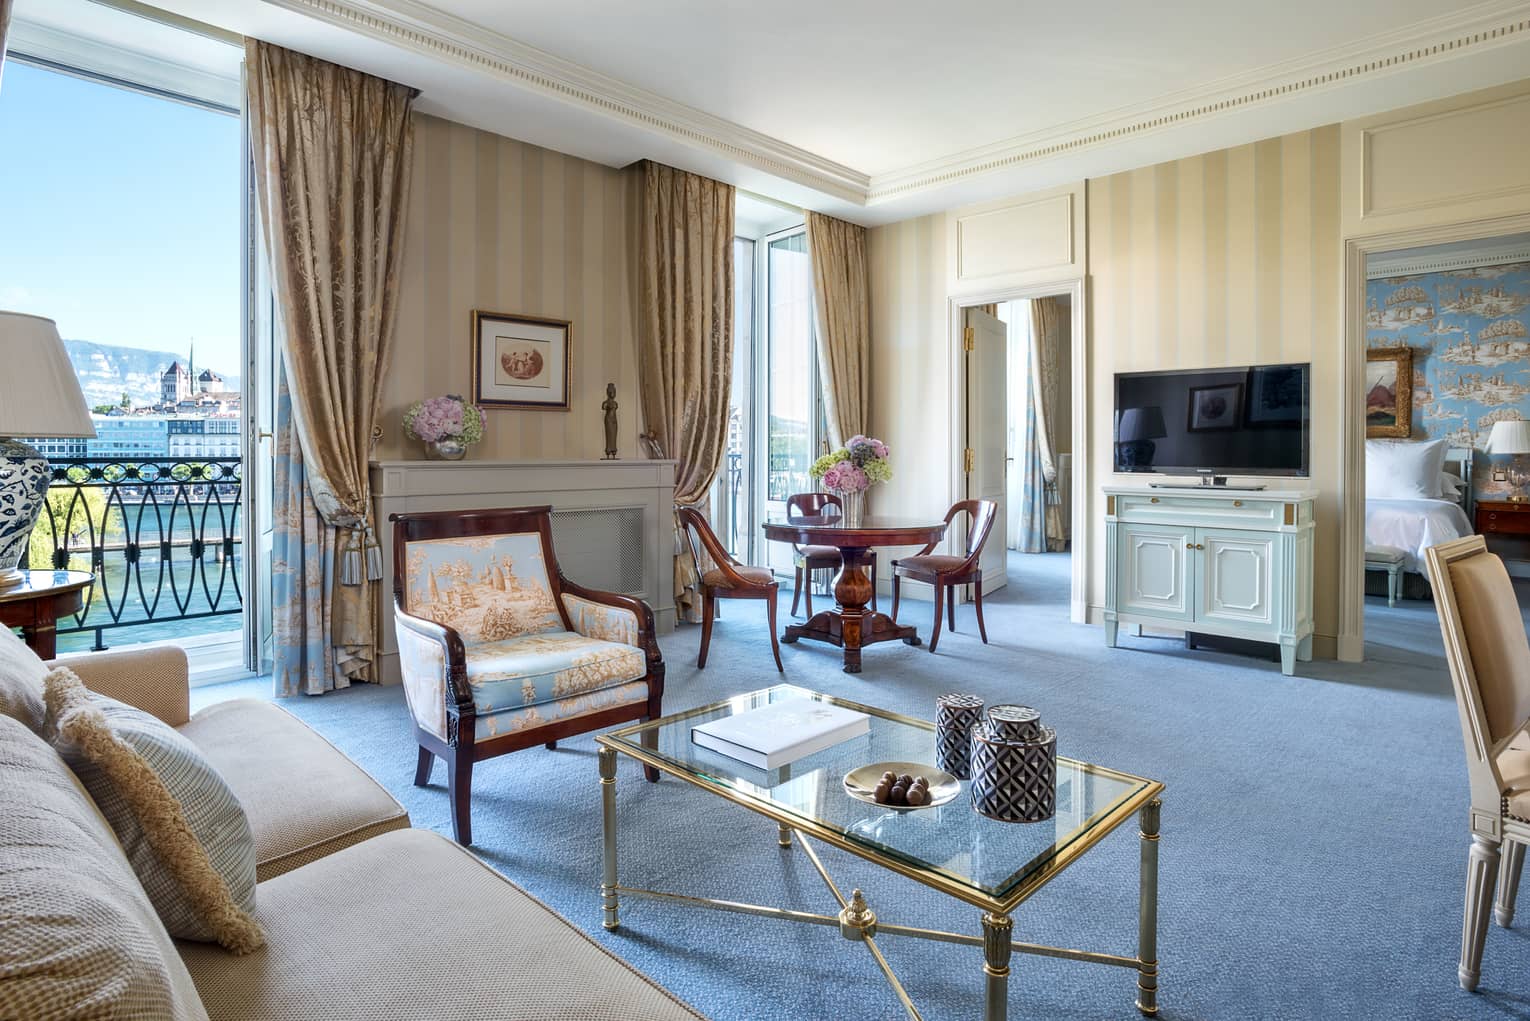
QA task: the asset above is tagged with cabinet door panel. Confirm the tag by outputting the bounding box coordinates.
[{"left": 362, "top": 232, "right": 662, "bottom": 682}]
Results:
[
  {"left": 1117, "top": 524, "right": 1194, "bottom": 621},
  {"left": 1197, "top": 529, "right": 1275, "bottom": 627}
]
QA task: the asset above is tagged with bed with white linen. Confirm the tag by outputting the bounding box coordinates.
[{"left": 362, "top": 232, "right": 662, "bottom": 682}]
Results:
[{"left": 1364, "top": 439, "right": 1474, "bottom": 576}]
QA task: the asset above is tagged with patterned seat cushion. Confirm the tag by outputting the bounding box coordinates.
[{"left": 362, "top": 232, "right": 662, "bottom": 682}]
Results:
[
  {"left": 465, "top": 631, "right": 647, "bottom": 715},
  {"left": 702, "top": 565, "right": 774, "bottom": 588}
]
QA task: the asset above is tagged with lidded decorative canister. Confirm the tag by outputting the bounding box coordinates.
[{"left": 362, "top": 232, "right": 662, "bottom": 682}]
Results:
[
  {"left": 970, "top": 704, "right": 1057, "bottom": 823},
  {"left": 935, "top": 693, "right": 985, "bottom": 780}
]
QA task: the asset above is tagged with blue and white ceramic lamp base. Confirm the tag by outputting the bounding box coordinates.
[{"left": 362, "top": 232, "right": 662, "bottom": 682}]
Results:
[{"left": 0, "top": 438, "right": 52, "bottom": 589}]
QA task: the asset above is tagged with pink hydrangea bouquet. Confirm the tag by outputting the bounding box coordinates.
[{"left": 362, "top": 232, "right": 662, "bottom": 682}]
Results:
[
  {"left": 403, "top": 395, "right": 486, "bottom": 446},
  {"left": 810, "top": 435, "right": 892, "bottom": 495}
]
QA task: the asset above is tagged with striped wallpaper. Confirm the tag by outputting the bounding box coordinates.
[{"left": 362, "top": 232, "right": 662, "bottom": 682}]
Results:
[
  {"left": 380, "top": 113, "right": 640, "bottom": 462},
  {"left": 1086, "top": 125, "right": 1343, "bottom": 645}
]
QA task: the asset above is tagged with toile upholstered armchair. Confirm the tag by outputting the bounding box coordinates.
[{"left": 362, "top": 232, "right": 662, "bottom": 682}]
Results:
[
  {"left": 1426, "top": 535, "right": 1530, "bottom": 991},
  {"left": 391, "top": 506, "right": 663, "bottom": 846}
]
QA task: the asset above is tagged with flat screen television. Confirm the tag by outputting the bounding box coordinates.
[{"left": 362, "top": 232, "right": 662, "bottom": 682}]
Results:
[{"left": 1113, "top": 363, "right": 1310, "bottom": 478}]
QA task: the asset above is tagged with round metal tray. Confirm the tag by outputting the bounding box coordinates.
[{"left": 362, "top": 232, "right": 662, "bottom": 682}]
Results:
[{"left": 843, "top": 761, "right": 961, "bottom": 811}]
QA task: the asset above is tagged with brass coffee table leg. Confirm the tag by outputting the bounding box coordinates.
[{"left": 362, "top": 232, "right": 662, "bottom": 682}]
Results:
[
  {"left": 1136, "top": 798, "right": 1161, "bottom": 1015},
  {"left": 778, "top": 821, "right": 793, "bottom": 847},
  {"left": 600, "top": 747, "right": 620, "bottom": 930},
  {"left": 982, "top": 912, "right": 1013, "bottom": 1021}
]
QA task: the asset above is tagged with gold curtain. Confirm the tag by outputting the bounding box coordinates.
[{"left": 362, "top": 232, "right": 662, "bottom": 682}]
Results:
[
  {"left": 0, "top": 0, "right": 13, "bottom": 91},
  {"left": 806, "top": 211, "right": 870, "bottom": 450},
  {"left": 635, "top": 161, "right": 735, "bottom": 621},
  {"left": 246, "top": 40, "right": 416, "bottom": 684},
  {"left": 1029, "top": 296, "right": 1067, "bottom": 549}
]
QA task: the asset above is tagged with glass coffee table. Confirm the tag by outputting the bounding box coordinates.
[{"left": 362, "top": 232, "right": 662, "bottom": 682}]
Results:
[{"left": 596, "top": 685, "right": 1164, "bottom": 1021}]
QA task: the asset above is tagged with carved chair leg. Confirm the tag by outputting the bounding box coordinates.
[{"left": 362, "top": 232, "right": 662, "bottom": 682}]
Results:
[
  {"left": 413, "top": 745, "right": 434, "bottom": 787},
  {"left": 792, "top": 565, "right": 804, "bottom": 617},
  {"left": 767, "top": 587, "right": 784, "bottom": 672},
  {"left": 974, "top": 577, "right": 989, "bottom": 644},
  {"left": 641, "top": 689, "right": 662, "bottom": 783},
  {"left": 1497, "top": 838, "right": 1525, "bottom": 928},
  {"left": 948, "top": 583, "right": 958, "bottom": 632},
  {"left": 891, "top": 574, "right": 902, "bottom": 623},
  {"left": 698, "top": 592, "right": 715, "bottom": 669},
  {"left": 804, "top": 569, "right": 814, "bottom": 617},
  {"left": 1462, "top": 832, "right": 1502, "bottom": 990},
  {"left": 447, "top": 748, "right": 474, "bottom": 847},
  {"left": 929, "top": 583, "right": 945, "bottom": 653}
]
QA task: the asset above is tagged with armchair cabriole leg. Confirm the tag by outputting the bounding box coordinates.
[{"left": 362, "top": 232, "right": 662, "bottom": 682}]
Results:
[
  {"left": 413, "top": 745, "right": 434, "bottom": 787},
  {"left": 1461, "top": 832, "right": 1501, "bottom": 991},
  {"left": 1497, "top": 839, "right": 1525, "bottom": 928}
]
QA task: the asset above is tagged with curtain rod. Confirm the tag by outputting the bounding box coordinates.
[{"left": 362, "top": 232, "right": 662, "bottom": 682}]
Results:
[{"left": 90, "top": 0, "right": 244, "bottom": 48}]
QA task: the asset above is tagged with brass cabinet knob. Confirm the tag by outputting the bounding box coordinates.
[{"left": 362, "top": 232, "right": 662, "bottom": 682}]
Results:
[
  {"left": 1196, "top": 543, "right": 1205, "bottom": 550},
  {"left": 1186, "top": 542, "right": 1194, "bottom": 549},
  {"left": 1150, "top": 497, "right": 1160, "bottom": 504},
  {"left": 1233, "top": 500, "right": 1243, "bottom": 507}
]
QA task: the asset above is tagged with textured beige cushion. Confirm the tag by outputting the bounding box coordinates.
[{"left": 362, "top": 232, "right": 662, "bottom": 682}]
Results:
[
  {"left": 703, "top": 565, "right": 774, "bottom": 588},
  {"left": 1449, "top": 552, "right": 1530, "bottom": 744},
  {"left": 178, "top": 700, "right": 408, "bottom": 880},
  {"left": 56, "top": 646, "right": 192, "bottom": 727},
  {"left": 0, "top": 714, "right": 209, "bottom": 1021},
  {"left": 0, "top": 623, "right": 47, "bottom": 732},
  {"left": 178, "top": 828, "right": 703, "bottom": 1021},
  {"left": 45, "top": 668, "right": 264, "bottom": 953}
]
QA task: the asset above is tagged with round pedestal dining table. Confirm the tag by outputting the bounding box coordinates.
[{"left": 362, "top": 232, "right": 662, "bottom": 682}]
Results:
[{"left": 762, "top": 514, "right": 949, "bottom": 674}]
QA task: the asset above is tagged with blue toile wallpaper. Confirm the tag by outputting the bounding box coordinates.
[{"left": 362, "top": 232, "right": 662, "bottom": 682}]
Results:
[{"left": 1366, "top": 260, "right": 1530, "bottom": 499}]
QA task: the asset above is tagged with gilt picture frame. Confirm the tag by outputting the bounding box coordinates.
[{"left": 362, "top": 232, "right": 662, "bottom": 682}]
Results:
[
  {"left": 472, "top": 310, "right": 572, "bottom": 411},
  {"left": 1365, "top": 346, "right": 1413, "bottom": 439}
]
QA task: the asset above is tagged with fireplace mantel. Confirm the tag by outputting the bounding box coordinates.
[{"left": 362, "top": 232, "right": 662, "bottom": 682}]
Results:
[{"left": 370, "top": 458, "right": 677, "bottom": 684}]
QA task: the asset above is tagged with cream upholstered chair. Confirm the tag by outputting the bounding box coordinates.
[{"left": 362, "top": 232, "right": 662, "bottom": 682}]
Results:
[
  {"left": 391, "top": 506, "right": 663, "bottom": 846},
  {"left": 1426, "top": 535, "right": 1530, "bottom": 991}
]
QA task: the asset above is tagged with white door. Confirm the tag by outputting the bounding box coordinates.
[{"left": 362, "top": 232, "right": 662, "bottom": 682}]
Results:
[
  {"left": 1117, "top": 523, "right": 1195, "bottom": 621},
  {"left": 965, "top": 308, "right": 1008, "bottom": 592},
  {"left": 1195, "top": 528, "right": 1275, "bottom": 628}
]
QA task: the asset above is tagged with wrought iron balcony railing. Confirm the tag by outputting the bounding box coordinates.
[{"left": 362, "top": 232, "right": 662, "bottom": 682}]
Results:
[{"left": 23, "top": 457, "right": 244, "bottom": 651}]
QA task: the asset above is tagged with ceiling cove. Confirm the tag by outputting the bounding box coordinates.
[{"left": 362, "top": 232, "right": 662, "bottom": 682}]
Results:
[{"left": 265, "top": 0, "right": 1530, "bottom": 208}]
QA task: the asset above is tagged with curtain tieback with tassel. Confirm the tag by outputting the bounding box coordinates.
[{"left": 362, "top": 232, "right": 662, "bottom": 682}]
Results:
[{"left": 339, "top": 522, "right": 386, "bottom": 586}]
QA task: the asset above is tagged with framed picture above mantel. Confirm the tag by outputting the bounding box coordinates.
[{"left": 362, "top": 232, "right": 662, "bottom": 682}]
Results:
[{"left": 472, "top": 310, "right": 571, "bottom": 411}]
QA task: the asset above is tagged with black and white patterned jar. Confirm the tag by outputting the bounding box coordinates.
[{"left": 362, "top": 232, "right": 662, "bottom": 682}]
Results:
[
  {"left": 935, "top": 693, "right": 985, "bottom": 780},
  {"left": 970, "top": 706, "right": 1057, "bottom": 823}
]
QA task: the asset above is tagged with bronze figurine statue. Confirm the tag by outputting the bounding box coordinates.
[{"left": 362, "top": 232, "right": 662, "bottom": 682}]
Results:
[{"left": 602, "top": 382, "right": 619, "bottom": 459}]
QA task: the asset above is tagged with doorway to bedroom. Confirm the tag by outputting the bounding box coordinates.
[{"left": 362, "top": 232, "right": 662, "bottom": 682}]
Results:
[{"left": 1360, "top": 232, "right": 1530, "bottom": 658}]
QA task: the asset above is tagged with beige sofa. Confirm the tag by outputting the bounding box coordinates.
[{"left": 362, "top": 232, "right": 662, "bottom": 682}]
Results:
[{"left": 3, "top": 646, "right": 702, "bottom": 1021}]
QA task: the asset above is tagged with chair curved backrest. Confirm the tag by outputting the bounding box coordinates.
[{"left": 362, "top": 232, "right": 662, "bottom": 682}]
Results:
[
  {"left": 785, "top": 492, "right": 842, "bottom": 554},
  {"left": 915, "top": 499, "right": 998, "bottom": 571},
  {"left": 676, "top": 506, "right": 769, "bottom": 590},
  {"left": 391, "top": 506, "right": 571, "bottom": 643},
  {"left": 1427, "top": 535, "right": 1530, "bottom": 815}
]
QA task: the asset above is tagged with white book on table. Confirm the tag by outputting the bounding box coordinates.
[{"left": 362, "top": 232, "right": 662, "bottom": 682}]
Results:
[{"left": 690, "top": 698, "right": 871, "bottom": 770}]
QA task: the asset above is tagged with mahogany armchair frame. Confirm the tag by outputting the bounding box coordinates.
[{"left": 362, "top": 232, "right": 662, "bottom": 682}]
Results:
[
  {"left": 676, "top": 505, "right": 783, "bottom": 673},
  {"left": 391, "top": 506, "right": 663, "bottom": 846},
  {"left": 890, "top": 499, "right": 998, "bottom": 653}
]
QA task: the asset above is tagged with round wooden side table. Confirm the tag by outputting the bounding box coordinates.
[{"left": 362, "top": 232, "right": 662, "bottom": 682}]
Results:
[{"left": 0, "top": 570, "right": 92, "bottom": 659}]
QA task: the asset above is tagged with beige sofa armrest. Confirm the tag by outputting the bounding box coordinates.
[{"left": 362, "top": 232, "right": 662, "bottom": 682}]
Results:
[{"left": 49, "top": 647, "right": 191, "bottom": 727}]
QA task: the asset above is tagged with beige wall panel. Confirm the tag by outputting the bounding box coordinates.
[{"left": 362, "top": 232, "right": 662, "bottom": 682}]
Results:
[
  {"left": 1086, "top": 126, "right": 1342, "bottom": 650},
  {"left": 955, "top": 192, "right": 1074, "bottom": 283},
  {"left": 380, "top": 114, "right": 640, "bottom": 462},
  {"left": 1344, "top": 80, "right": 1530, "bottom": 235}
]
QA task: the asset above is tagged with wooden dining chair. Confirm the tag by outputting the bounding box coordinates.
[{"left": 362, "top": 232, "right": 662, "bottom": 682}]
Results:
[
  {"left": 1425, "top": 535, "right": 1530, "bottom": 991},
  {"left": 785, "top": 492, "right": 877, "bottom": 617},
  {"left": 676, "top": 506, "right": 784, "bottom": 673},
  {"left": 890, "top": 499, "right": 998, "bottom": 654}
]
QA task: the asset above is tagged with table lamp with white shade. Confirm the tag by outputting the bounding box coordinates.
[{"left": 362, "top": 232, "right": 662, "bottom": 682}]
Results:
[
  {"left": 0, "top": 312, "right": 96, "bottom": 589},
  {"left": 1487, "top": 419, "right": 1530, "bottom": 502}
]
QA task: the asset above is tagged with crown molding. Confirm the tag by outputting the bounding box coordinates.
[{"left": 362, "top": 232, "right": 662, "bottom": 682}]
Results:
[
  {"left": 262, "top": 0, "right": 1530, "bottom": 211},
  {"left": 1367, "top": 239, "right": 1530, "bottom": 279},
  {"left": 866, "top": 0, "right": 1530, "bottom": 202},
  {"left": 259, "top": 0, "right": 869, "bottom": 203}
]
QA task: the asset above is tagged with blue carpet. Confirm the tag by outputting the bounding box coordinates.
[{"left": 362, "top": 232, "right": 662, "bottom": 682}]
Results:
[{"left": 198, "top": 554, "right": 1530, "bottom": 1021}]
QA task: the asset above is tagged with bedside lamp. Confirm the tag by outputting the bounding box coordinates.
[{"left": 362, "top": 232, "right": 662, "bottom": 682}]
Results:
[
  {"left": 1117, "top": 405, "right": 1167, "bottom": 471},
  {"left": 0, "top": 312, "right": 96, "bottom": 589},
  {"left": 1487, "top": 420, "right": 1530, "bottom": 502}
]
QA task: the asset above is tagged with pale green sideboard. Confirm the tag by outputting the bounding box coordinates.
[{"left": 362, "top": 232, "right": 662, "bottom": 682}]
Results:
[{"left": 1103, "top": 486, "right": 1317, "bottom": 675}]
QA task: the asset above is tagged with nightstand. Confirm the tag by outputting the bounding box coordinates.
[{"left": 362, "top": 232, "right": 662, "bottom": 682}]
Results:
[{"left": 1476, "top": 500, "right": 1530, "bottom": 537}]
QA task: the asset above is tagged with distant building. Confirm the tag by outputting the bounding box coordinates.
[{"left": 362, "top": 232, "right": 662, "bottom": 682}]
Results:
[
  {"left": 161, "top": 361, "right": 191, "bottom": 405},
  {"left": 88, "top": 416, "right": 171, "bottom": 460},
  {"left": 23, "top": 437, "right": 89, "bottom": 459},
  {"left": 168, "top": 417, "right": 240, "bottom": 459},
  {"left": 197, "top": 368, "right": 223, "bottom": 393}
]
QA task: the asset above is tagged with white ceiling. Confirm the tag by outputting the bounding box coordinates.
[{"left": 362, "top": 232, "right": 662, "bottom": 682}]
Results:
[{"left": 18, "top": 0, "right": 1530, "bottom": 224}]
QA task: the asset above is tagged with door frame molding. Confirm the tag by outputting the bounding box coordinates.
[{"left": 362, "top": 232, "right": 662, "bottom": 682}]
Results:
[
  {"left": 947, "top": 275, "right": 1089, "bottom": 623},
  {"left": 1339, "top": 211, "right": 1530, "bottom": 661}
]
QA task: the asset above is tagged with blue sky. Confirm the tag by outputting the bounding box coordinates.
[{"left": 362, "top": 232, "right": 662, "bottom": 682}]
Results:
[{"left": 0, "top": 62, "right": 242, "bottom": 374}]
